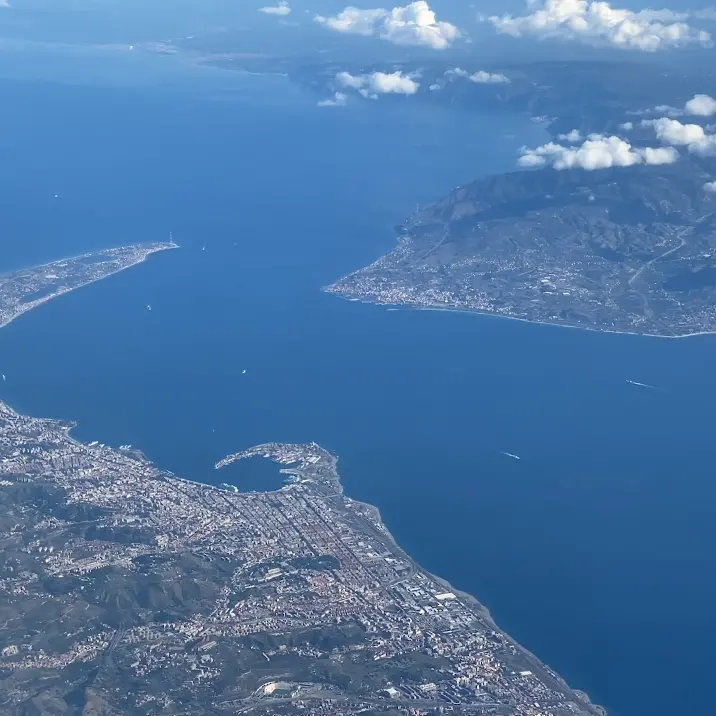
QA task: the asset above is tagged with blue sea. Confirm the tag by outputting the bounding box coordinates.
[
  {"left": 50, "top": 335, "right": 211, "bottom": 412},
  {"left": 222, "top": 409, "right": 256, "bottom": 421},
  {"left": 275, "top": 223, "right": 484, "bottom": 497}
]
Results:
[{"left": 0, "top": 47, "right": 715, "bottom": 716}]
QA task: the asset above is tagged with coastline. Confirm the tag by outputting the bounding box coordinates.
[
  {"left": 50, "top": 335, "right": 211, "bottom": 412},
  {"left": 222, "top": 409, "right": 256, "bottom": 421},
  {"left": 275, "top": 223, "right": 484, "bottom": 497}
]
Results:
[
  {"left": 0, "top": 241, "right": 178, "bottom": 279},
  {"left": 156, "top": 435, "right": 611, "bottom": 715},
  {"left": 0, "top": 242, "right": 178, "bottom": 331},
  {"left": 324, "top": 287, "right": 716, "bottom": 340},
  {"left": 70, "top": 426, "right": 607, "bottom": 715},
  {"left": 0, "top": 396, "right": 608, "bottom": 713},
  {"left": 343, "top": 493, "right": 606, "bottom": 716}
]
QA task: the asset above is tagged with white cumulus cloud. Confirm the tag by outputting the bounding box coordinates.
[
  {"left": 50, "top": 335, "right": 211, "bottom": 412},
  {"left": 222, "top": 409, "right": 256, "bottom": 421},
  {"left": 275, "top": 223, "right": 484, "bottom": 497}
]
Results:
[
  {"left": 468, "top": 70, "right": 511, "bottom": 84},
  {"left": 336, "top": 72, "right": 366, "bottom": 89},
  {"left": 558, "top": 129, "right": 583, "bottom": 142},
  {"left": 519, "top": 134, "right": 679, "bottom": 170},
  {"left": 488, "top": 0, "right": 712, "bottom": 51},
  {"left": 442, "top": 68, "right": 510, "bottom": 87},
  {"left": 315, "top": 2, "right": 460, "bottom": 50},
  {"left": 317, "top": 92, "right": 348, "bottom": 107},
  {"left": 642, "top": 117, "right": 716, "bottom": 155},
  {"left": 259, "top": 1, "right": 291, "bottom": 16},
  {"left": 704, "top": 180, "right": 716, "bottom": 192},
  {"left": 336, "top": 71, "right": 420, "bottom": 99},
  {"left": 642, "top": 117, "right": 707, "bottom": 144},
  {"left": 633, "top": 94, "right": 716, "bottom": 118},
  {"left": 318, "top": 6, "right": 386, "bottom": 34},
  {"left": 685, "top": 93, "right": 716, "bottom": 116}
]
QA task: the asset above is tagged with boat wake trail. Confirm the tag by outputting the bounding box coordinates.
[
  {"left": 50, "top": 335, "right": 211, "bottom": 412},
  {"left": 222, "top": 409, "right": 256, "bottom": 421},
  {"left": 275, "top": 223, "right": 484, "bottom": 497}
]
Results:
[
  {"left": 625, "top": 379, "right": 667, "bottom": 392},
  {"left": 500, "top": 451, "right": 521, "bottom": 460}
]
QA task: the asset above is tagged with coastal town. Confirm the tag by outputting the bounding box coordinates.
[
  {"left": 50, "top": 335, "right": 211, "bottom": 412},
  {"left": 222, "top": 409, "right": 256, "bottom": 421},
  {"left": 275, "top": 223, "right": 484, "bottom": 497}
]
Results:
[
  {"left": 0, "top": 398, "right": 604, "bottom": 716},
  {"left": 326, "top": 160, "right": 716, "bottom": 338}
]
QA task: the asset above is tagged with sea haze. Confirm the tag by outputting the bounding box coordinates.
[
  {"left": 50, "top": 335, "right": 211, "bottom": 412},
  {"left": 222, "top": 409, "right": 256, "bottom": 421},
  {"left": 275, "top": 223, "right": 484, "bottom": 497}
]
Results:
[{"left": 0, "top": 48, "right": 714, "bottom": 716}]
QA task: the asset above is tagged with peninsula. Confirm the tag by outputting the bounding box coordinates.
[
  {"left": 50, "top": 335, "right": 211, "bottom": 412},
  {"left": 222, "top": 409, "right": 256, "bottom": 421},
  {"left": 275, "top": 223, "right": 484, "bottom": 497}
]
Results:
[
  {"left": 326, "top": 160, "right": 716, "bottom": 337},
  {"left": 0, "top": 256, "right": 604, "bottom": 715},
  {"left": 0, "top": 242, "right": 177, "bottom": 329}
]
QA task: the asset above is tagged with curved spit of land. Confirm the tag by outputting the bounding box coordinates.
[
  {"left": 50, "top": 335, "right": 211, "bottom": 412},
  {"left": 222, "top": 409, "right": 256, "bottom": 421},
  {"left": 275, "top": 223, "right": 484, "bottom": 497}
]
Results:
[
  {"left": 0, "top": 241, "right": 178, "bottom": 329},
  {"left": 0, "top": 250, "right": 605, "bottom": 716}
]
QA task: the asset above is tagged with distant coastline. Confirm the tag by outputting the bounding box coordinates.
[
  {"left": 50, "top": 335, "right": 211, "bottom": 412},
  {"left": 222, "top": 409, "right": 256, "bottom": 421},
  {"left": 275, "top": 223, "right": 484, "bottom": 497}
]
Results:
[
  {"left": 325, "top": 290, "right": 716, "bottom": 341},
  {"left": 324, "top": 154, "right": 716, "bottom": 342}
]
